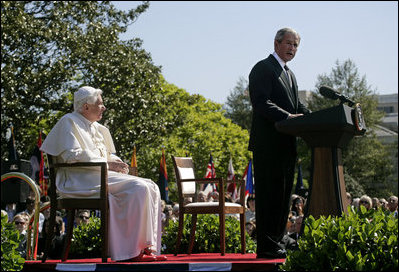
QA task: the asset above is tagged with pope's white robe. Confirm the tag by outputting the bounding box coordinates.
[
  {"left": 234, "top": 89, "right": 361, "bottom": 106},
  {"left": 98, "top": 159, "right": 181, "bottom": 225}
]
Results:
[{"left": 40, "top": 112, "right": 162, "bottom": 261}]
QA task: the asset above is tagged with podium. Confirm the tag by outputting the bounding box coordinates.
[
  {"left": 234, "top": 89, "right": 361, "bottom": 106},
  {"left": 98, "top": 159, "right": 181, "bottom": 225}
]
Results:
[{"left": 276, "top": 104, "right": 366, "bottom": 218}]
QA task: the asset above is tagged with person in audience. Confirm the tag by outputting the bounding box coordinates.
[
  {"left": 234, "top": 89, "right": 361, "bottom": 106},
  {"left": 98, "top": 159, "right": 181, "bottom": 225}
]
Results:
[
  {"left": 372, "top": 197, "right": 381, "bottom": 210},
  {"left": 346, "top": 192, "right": 352, "bottom": 206},
  {"left": 162, "top": 204, "right": 175, "bottom": 232},
  {"left": 12, "top": 213, "right": 29, "bottom": 258},
  {"left": 5, "top": 203, "right": 17, "bottom": 223},
  {"left": 75, "top": 209, "right": 91, "bottom": 226},
  {"left": 387, "top": 195, "right": 398, "bottom": 215},
  {"left": 359, "top": 195, "right": 373, "bottom": 210},
  {"left": 245, "top": 195, "right": 256, "bottom": 223},
  {"left": 40, "top": 86, "right": 165, "bottom": 262},
  {"left": 290, "top": 196, "right": 305, "bottom": 217},
  {"left": 21, "top": 196, "right": 45, "bottom": 235},
  {"left": 172, "top": 204, "right": 180, "bottom": 220},
  {"left": 197, "top": 191, "right": 207, "bottom": 202},
  {"left": 245, "top": 220, "right": 257, "bottom": 241},
  {"left": 286, "top": 196, "right": 305, "bottom": 239},
  {"left": 379, "top": 198, "right": 388, "bottom": 210},
  {"left": 352, "top": 198, "right": 360, "bottom": 210}
]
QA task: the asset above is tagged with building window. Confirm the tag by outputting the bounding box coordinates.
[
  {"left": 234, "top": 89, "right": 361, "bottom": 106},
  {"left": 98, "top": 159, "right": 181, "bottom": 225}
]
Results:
[{"left": 377, "top": 106, "right": 394, "bottom": 114}]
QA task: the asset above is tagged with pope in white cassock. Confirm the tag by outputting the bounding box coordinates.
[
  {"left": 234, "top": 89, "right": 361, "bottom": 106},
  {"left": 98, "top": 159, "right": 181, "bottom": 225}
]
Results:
[{"left": 40, "top": 86, "right": 166, "bottom": 262}]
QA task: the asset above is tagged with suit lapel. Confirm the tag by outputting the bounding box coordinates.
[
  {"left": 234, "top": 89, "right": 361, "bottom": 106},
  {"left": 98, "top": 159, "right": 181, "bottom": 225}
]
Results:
[
  {"left": 268, "top": 55, "right": 297, "bottom": 109},
  {"left": 288, "top": 70, "right": 298, "bottom": 109}
]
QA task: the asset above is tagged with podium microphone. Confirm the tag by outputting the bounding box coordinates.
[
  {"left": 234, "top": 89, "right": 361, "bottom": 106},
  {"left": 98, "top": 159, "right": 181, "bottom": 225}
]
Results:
[{"left": 319, "top": 86, "right": 355, "bottom": 107}]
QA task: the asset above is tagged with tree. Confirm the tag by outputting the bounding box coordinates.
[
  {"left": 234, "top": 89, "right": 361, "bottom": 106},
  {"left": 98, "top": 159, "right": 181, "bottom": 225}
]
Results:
[
  {"left": 133, "top": 79, "right": 251, "bottom": 202},
  {"left": 1, "top": 1, "right": 165, "bottom": 162},
  {"left": 223, "top": 77, "right": 252, "bottom": 131},
  {"left": 307, "top": 59, "right": 393, "bottom": 197}
]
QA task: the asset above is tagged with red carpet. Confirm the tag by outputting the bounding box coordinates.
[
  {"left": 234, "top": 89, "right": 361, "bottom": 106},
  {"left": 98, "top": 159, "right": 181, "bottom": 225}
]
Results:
[{"left": 23, "top": 253, "right": 285, "bottom": 271}]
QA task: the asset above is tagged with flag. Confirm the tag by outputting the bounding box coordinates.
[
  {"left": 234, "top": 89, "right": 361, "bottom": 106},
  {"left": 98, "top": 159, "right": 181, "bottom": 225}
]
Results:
[
  {"left": 6, "top": 123, "right": 19, "bottom": 164},
  {"left": 158, "top": 148, "right": 169, "bottom": 202},
  {"left": 30, "top": 131, "right": 48, "bottom": 195},
  {"left": 226, "top": 157, "right": 238, "bottom": 201},
  {"left": 203, "top": 154, "right": 217, "bottom": 193},
  {"left": 294, "top": 162, "right": 305, "bottom": 196},
  {"left": 243, "top": 159, "right": 254, "bottom": 196},
  {"left": 204, "top": 154, "right": 216, "bottom": 179},
  {"left": 130, "top": 145, "right": 137, "bottom": 167}
]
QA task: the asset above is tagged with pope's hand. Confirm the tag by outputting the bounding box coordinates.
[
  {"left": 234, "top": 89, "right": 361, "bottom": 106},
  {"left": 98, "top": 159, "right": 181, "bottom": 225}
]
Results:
[{"left": 108, "top": 161, "right": 129, "bottom": 174}]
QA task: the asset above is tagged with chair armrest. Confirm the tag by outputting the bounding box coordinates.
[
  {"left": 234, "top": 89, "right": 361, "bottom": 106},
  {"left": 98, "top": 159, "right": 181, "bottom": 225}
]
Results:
[
  {"left": 180, "top": 178, "right": 224, "bottom": 184},
  {"left": 54, "top": 162, "right": 108, "bottom": 200}
]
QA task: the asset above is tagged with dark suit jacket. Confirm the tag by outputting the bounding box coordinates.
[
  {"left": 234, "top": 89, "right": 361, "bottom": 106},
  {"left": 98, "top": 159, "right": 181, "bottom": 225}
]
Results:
[{"left": 248, "top": 54, "right": 310, "bottom": 156}]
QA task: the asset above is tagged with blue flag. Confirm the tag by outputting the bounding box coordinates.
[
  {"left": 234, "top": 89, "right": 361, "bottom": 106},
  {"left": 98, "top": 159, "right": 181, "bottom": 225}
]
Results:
[
  {"left": 158, "top": 149, "right": 169, "bottom": 202},
  {"left": 244, "top": 159, "right": 253, "bottom": 196}
]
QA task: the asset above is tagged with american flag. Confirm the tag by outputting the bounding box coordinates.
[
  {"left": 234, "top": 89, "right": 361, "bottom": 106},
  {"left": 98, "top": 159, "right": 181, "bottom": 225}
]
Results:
[
  {"left": 203, "top": 154, "right": 217, "bottom": 192},
  {"left": 204, "top": 154, "right": 216, "bottom": 179},
  {"left": 226, "top": 157, "right": 238, "bottom": 201}
]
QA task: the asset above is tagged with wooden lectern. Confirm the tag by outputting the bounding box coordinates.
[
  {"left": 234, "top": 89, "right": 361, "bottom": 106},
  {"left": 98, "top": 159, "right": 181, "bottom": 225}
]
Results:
[{"left": 276, "top": 104, "right": 366, "bottom": 218}]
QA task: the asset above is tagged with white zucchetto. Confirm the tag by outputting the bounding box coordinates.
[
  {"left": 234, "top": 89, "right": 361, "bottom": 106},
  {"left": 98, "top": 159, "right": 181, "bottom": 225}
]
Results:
[{"left": 74, "top": 86, "right": 101, "bottom": 103}]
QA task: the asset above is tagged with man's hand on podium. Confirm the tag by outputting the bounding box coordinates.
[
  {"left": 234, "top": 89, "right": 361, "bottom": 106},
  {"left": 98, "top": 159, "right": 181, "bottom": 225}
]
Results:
[{"left": 288, "top": 113, "right": 304, "bottom": 119}]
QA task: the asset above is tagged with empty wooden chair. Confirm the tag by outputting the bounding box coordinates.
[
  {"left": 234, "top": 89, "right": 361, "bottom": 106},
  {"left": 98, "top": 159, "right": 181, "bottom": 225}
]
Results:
[{"left": 171, "top": 156, "right": 246, "bottom": 256}]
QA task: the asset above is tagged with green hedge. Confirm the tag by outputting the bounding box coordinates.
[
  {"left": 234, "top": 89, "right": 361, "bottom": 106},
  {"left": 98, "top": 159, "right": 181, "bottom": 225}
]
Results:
[
  {"left": 69, "top": 216, "right": 102, "bottom": 259},
  {"left": 280, "top": 207, "right": 398, "bottom": 271},
  {"left": 69, "top": 214, "right": 256, "bottom": 257},
  {"left": 161, "top": 214, "right": 256, "bottom": 254}
]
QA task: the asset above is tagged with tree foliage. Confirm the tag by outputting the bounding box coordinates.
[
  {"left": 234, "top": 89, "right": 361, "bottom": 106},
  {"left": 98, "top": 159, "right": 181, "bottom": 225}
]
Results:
[
  {"left": 1, "top": 1, "right": 162, "bottom": 160},
  {"left": 133, "top": 79, "right": 251, "bottom": 202},
  {"left": 223, "top": 76, "right": 252, "bottom": 131},
  {"left": 307, "top": 59, "right": 394, "bottom": 197}
]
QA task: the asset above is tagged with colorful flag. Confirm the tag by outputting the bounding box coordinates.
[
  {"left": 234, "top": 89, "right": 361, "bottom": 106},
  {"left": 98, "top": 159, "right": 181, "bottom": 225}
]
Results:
[
  {"left": 130, "top": 145, "right": 137, "bottom": 167},
  {"left": 204, "top": 154, "right": 216, "bottom": 179},
  {"left": 203, "top": 154, "right": 217, "bottom": 193},
  {"left": 30, "top": 131, "right": 48, "bottom": 195},
  {"left": 243, "top": 159, "right": 254, "bottom": 196},
  {"left": 226, "top": 157, "right": 238, "bottom": 201},
  {"left": 158, "top": 148, "right": 169, "bottom": 202}
]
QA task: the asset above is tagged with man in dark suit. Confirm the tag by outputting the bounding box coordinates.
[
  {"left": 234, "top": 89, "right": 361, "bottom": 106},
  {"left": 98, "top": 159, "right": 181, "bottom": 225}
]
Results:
[{"left": 248, "top": 27, "right": 310, "bottom": 259}]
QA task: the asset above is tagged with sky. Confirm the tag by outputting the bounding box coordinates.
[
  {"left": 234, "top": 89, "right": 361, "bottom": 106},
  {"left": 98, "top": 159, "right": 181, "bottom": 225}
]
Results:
[{"left": 112, "top": 1, "right": 398, "bottom": 104}]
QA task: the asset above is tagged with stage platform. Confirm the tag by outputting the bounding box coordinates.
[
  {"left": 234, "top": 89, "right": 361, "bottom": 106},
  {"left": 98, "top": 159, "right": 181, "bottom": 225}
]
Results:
[{"left": 22, "top": 253, "right": 285, "bottom": 271}]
